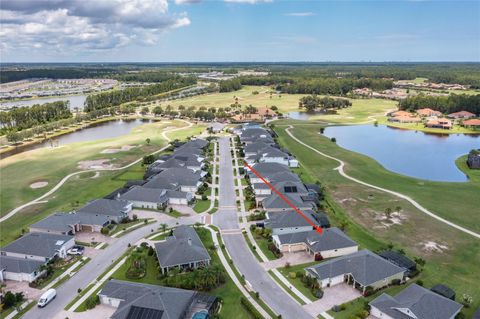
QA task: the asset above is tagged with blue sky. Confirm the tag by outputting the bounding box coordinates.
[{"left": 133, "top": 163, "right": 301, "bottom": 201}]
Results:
[{"left": 1, "top": 0, "right": 479, "bottom": 62}]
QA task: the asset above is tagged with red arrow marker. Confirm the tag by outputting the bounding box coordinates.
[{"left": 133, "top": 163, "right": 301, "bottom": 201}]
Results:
[{"left": 244, "top": 160, "right": 323, "bottom": 234}]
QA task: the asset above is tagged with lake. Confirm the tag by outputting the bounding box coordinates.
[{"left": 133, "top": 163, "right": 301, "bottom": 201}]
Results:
[
  {"left": 0, "top": 95, "right": 87, "bottom": 110},
  {"left": 323, "top": 125, "right": 480, "bottom": 182},
  {"left": 1, "top": 119, "right": 149, "bottom": 159}
]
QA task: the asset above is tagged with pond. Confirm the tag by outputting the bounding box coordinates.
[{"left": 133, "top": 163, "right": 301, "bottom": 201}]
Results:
[
  {"left": 1, "top": 119, "right": 149, "bottom": 159},
  {"left": 0, "top": 95, "right": 87, "bottom": 110},
  {"left": 288, "top": 111, "right": 323, "bottom": 120},
  {"left": 323, "top": 124, "right": 480, "bottom": 182}
]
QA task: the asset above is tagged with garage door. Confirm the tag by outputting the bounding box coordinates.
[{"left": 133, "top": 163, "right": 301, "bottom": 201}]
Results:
[{"left": 330, "top": 275, "right": 344, "bottom": 286}]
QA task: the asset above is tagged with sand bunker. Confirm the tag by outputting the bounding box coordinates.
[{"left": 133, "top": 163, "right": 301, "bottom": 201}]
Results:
[
  {"left": 78, "top": 159, "right": 115, "bottom": 170},
  {"left": 421, "top": 241, "right": 448, "bottom": 253},
  {"left": 101, "top": 145, "right": 137, "bottom": 154},
  {"left": 30, "top": 181, "right": 48, "bottom": 189}
]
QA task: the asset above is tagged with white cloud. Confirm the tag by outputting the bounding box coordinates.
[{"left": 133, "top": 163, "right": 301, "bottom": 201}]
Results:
[
  {"left": 224, "top": 0, "right": 272, "bottom": 4},
  {"left": 285, "top": 12, "right": 315, "bottom": 17},
  {"left": 0, "top": 0, "right": 191, "bottom": 54},
  {"left": 174, "top": 0, "right": 202, "bottom": 4}
]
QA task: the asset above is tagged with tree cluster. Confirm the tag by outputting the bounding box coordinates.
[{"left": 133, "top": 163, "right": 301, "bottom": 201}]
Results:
[
  {"left": 398, "top": 94, "right": 480, "bottom": 115},
  {"left": 219, "top": 79, "right": 242, "bottom": 92},
  {"left": 0, "top": 101, "right": 72, "bottom": 133},
  {"left": 299, "top": 95, "right": 352, "bottom": 112},
  {"left": 85, "top": 77, "right": 196, "bottom": 112}
]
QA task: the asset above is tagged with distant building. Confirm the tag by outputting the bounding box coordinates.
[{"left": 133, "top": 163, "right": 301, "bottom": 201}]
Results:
[
  {"left": 463, "top": 119, "right": 480, "bottom": 129},
  {"left": 425, "top": 117, "right": 452, "bottom": 129},
  {"left": 416, "top": 108, "right": 442, "bottom": 117},
  {"left": 447, "top": 110, "right": 476, "bottom": 119}
]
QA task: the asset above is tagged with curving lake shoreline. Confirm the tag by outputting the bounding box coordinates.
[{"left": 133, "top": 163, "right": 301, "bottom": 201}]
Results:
[{"left": 323, "top": 124, "right": 480, "bottom": 182}]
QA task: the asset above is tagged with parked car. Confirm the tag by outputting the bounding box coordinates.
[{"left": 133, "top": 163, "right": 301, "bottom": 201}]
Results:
[
  {"left": 67, "top": 245, "right": 85, "bottom": 255},
  {"left": 38, "top": 289, "right": 56, "bottom": 308}
]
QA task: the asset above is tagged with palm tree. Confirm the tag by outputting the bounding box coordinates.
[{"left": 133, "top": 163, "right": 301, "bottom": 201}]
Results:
[{"left": 160, "top": 223, "right": 168, "bottom": 233}]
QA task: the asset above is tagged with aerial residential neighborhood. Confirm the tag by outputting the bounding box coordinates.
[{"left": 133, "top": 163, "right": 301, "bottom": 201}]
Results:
[{"left": 1, "top": 1, "right": 479, "bottom": 319}]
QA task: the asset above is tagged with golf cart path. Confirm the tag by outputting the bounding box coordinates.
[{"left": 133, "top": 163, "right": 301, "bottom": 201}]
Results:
[
  {"left": 0, "top": 120, "right": 193, "bottom": 223},
  {"left": 285, "top": 125, "right": 480, "bottom": 240}
]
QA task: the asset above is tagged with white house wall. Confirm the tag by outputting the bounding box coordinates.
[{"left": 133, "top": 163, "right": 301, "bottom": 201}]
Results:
[
  {"left": 370, "top": 306, "right": 395, "bottom": 319},
  {"left": 318, "top": 246, "right": 359, "bottom": 259}
]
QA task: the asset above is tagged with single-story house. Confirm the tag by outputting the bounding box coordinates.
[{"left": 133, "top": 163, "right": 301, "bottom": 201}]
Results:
[
  {"left": 29, "top": 212, "right": 110, "bottom": 235},
  {"left": 463, "top": 119, "right": 480, "bottom": 128},
  {"left": 0, "top": 256, "right": 45, "bottom": 283},
  {"left": 416, "top": 108, "right": 442, "bottom": 117},
  {"left": 390, "top": 110, "right": 413, "bottom": 117},
  {"left": 369, "top": 284, "right": 463, "bottom": 319},
  {"left": 0, "top": 232, "right": 75, "bottom": 262},
  {"left": 264, "top": 209, "right": 330, "bottom": 235},
  {"left": 261, "top": 192, "right": 316, "bottom": 212},
  {"left": 78, "top": 198, "right": 132, "bottom": 223},
  {"left": 425, "top": 117, "right": 452, "bottom": 129},
  {"left": 99, "top": 279, "right": 219, "bottom": 319},
  {"left": 144, "top": 168, "right": 204, "bottom": 193},
  {"left": 447, "top": 110, "right": 476, "bottom": 119},
  {"left": 305, "top": 250, "right": 405, "bottom": 292},
  {"left": 120, "top": 186, "right": 194, "bottom": 209},
  {"left": 378, "top": 250, "right": 417, "bottom": 277},
  {"left": 273, "top": 227, "right": 358, "bottom": 260},
  {"left": 154, "top": 226, "right": 211, "bottom": 274}
]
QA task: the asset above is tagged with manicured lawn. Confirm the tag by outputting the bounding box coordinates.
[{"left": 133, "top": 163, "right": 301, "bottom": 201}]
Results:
[
  {"left": 110, "top": 227, "right": 252, "bottom": 319},
  {"left": 272, "top": 122, "right": 480, "bottom": 317},
  {"left": 250, "top": 232, "right": 277, "bottom": 261},
  {"left": 278, "top": 261, "right": 320, "bottom": 301},
  {"left": 0, "top": 122, "right": 203, "bottom": 245},
  {"left": 193, "top": 199, "right": 211, "bottom": 213},
  {"left": 109, "top": 219, "right": 149, "bottom": 236}
]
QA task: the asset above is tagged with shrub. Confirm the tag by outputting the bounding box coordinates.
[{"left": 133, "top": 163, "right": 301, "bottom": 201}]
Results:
[
  {"left": 100, "top": 227, "right": 109, "bottom": 235},
  {"left": 296, "top": 271, "right": 304, "bottom": 279},
  {"left": 240, "top": 297, "right": 263, "bottom": 319},
  {"left": 2, "top": 291, "right": 16, "bottom": 309},
  {"left": 202, "top": 194, "right": 208, "bottom": 201},
  {"left": 289, "top": 272, "right": 296, "bottom": 279},
  {"left": 85, "top": 295, "right": 100, "bottom": 310},
  {"left": 391, "top": 278, "right": 401, "bottom": 285}
]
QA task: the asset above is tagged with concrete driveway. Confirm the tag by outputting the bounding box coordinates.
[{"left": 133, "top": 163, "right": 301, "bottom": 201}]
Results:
[
  {"left": 302, "top": 283, "right": 361, "bottom": 316},
  {"left": 53, "top": 305, "right": 115, "bottom": 319},
  {"left": 262, "top": 251, "right": 313, "bottom": 270}
]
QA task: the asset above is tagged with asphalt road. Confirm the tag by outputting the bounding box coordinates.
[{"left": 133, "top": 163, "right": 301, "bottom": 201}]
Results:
[{"left": 214, "top": 137, "right": 312, "bottom": 319}]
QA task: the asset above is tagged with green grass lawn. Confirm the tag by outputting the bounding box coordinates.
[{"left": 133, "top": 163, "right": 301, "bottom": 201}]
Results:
[
  {"left": 272, "top": 122, "right": 480, "bottom": 317},
  {"left": 193, "top": 199, "right": 211, "bottom": 213},
  {"left": 110, "top": 227, "right": 251, "bottom": 319},
  {"left": 250, "top": 232, "right": 277, "bottom": 261},
  {"left": 277, "top": 261, "right": 320, "bottom": 301},
  {"left": 0, "top": 122, "right": 203, "bottom": 245}
]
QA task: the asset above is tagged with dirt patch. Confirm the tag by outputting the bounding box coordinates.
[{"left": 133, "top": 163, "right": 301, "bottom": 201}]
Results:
[
  {"left": 78, "top": 159, "right": 115, "bottom": 170},
  {"left": 30, "top": 181, "right": 48, "bottom": 189},
  {"left": 101, "top": 144, "right": 137, "bottom": 154},
  {"left": 421, "top": 241, "right": 448, "bottom": 253}
]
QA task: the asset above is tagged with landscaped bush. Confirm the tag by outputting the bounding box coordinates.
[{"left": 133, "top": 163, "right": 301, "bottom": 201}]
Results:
[
  {"left": 267, "top": 243, "right": 283, "bottom": 258},
  {"left": 240, "top": 297, "right": 263, "bottom": 319},
  {"left": 101, "top": 227, "right": 109, "bottom": 235},
  {"left": 289, "top": 272, "right": 296, "bottom": 279},
  {"left": 84, "top": 295, "right": 100, "bottom": 310},
  {"left": 125, "top": 255, "right": 147, "bottom": 279}
]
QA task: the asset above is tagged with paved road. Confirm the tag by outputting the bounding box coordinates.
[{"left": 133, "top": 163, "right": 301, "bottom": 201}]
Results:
[
  {"left": 285, "top": 125, "right": 480, "bottom": 240},
  {"left": 23, "top": 213, "right": 203, "bottom": 319},
  {"left": 214, "top": 137, "right": 312, "bottom": 319}
]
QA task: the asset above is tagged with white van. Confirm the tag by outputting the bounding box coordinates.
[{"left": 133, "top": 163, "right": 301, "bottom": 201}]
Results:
[{"left": 37, "top": 289, "right": 56, "bottom": 308}]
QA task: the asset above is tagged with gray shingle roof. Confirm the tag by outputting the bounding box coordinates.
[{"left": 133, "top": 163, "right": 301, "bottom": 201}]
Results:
[
  {"left": 244, "top": 141, "right": 272, "bottom": 154},
  {"left": 276, "top": 227, "right": 357, "bottom": 253},
  {"left": 1, "top": 232, "right": 74, "bottom": 258},
  {"left": 120, "top": 186, "right": 168, "bottom": 204},
  {"left": 369, "top": 284, "right": 463, "bottom": 319},
  {"left": 78, "top": 198, "right": 130, "bottom": 217},
  {"left": 30, "top": 213, "right": 80, "bottom": 233},
  {"left": 154, "top": 226, "right": 210, "bottom": 268},
  {"left": 262, "top": 192, "right": 315, "bottom": 210},
  {"left": 265, "top": 210, "right": 329, "bottom": 229},
  {"left": 306, "top": 250, "right": 405, "bottom": 287},
  {"left": 99, "top": 279, "right": 210, "bottom": 319},
  {"left": 0, "top": 256, "right": 44, "bottom": 274},
  {"left": 144, "top": 168, "right": 202, "bottom": 189},
  {"left": 30, "top": 212, "right": 110, "bottom": 233}
]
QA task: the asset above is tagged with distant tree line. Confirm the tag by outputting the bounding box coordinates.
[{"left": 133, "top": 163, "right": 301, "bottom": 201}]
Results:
[
  {"left": 299, "top": 95, "right": 352, "bottom": 112},
  {"left": 85, "top": 77, "right": 196, "bottom": 112},
  {"left": 0, "top": 68, "right": 115, "bottom": 83},
  {"left": 398, "top": 94, "right": 480, "bottom": 115},
  {"left": 219, "top": 79, "right": 242, "bottom": 92},
  {"left": 113, "top": 72, "right": 186, "bottom": 83},
  {"left": 0, "top": 101, "right": 72, "bottom": 133}
]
